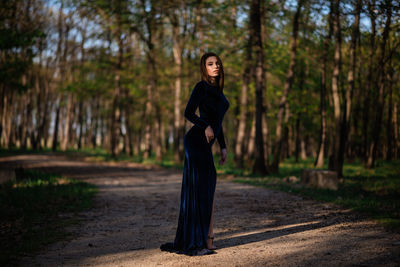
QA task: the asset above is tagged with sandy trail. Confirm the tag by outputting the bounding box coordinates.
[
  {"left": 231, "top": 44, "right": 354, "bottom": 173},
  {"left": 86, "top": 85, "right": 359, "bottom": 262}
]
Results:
[{"left": 1, "top": 154, "right": 399, "bottom": 266}]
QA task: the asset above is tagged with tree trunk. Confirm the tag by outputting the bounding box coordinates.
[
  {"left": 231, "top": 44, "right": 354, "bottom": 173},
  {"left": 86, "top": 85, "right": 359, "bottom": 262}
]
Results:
[
  {"left": 170, "top": 9, "right": 184, "bottom": 162},
  {"left": 282, "top": 102, "right": 290, "bottom": 160},
  {"left": 393, "top": 102, "right": 398, "bottom": 159},
  {"left": 92, "top": 97, "right": 100, "bottom": 148},
  {"left": 351, "top": 35, "right": 363, "bottom": 159},
  {"left": 136, "top": 2, "right": 162, "bottom": 161},
  {"left": 77, "top": 25, "right": 87, "bottom": 150},
  {"left": 340, "top": 0, "right": 361, "bottom": 171},
  {"left": 386, "top": 61, "right": 394, "bottom": 161},
  {"left": 246, "top": 116, "right": 256, "bottom": 164},
  {"left": 60, "top": 15, "right": 71, "bottom": 150},
  {"left": 143, "top": 84, "right": 153, "bottom": 159},
  {"left": 328, "top": 0, "right": 343, "bottom": 175},
  {"left": 362, "top": 0, "right": 376, "bottom": 160},
  {"left": 262, "top": 111, "right": 270, "bottom": 167},
  {"left": 125, "top": 92, "right": 134, "bottom": 156},
  {"left": 33, "top": 70, "right": 42, "bottom": 150},
  {"left": 52, "top": 3, "right": 65, "bottom": 151},
  {"left": 315, "top": 2, "right": 333, "bottom": 167},
  {"left": 295, "top": 115, "right": 300, "bottom": 162},
  {"left": 235, "top": 23, "right": 252, "bottom": 169},
  {"left": 271, "top": 0, "right": 303, "bottom": 173},
  {"left": 110, "top": 1, "right": 123, "bottom": 157},
  {"left": 300, "top": 132, "right": 307, "bottom": 160},
  {"left": 366, "top": 0, "right": 392, "bottom": 168},
  {"left": 250, "top": 0, "right": 268, "bottom": 175},
  {"left": 77, "top": 100, "right": 84, "bottom": 149},
  {"left": 52, "top": 96, "right": 61, "bottom": 151},
  {"left": 39, "top": 75, "right": 50, "bottom": 149}
]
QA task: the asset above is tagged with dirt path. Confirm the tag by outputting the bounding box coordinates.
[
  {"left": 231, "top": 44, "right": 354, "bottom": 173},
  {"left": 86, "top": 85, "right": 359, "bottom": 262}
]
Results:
[{"left": 1, "top": 154, "right": 399, "bottom": 266}]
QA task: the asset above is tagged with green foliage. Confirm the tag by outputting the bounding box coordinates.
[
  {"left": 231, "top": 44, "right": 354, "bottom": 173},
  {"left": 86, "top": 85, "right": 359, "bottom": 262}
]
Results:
[
  {"left": 0, "top": 1, "right": 46, "bottom": 93},
  {"left": 0, "top": 169, "right": 97, "bottom": 265}
]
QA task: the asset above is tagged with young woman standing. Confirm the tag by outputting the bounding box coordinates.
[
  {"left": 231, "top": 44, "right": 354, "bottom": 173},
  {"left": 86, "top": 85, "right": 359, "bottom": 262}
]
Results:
[{"left": 160, "top": 52, "right": 229, "bottom": 256}]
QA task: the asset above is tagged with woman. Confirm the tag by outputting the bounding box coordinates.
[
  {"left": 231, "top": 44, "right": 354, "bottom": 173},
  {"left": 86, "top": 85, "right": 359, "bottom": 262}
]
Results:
[{"left": 160, "top": 52, "right": 230, "bottom": 256}]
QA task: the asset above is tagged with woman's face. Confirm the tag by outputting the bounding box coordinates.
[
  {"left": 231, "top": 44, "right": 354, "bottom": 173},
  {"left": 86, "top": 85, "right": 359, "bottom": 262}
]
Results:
[{"left": 205, "top": 56, "right": 220, "bottom": 77}]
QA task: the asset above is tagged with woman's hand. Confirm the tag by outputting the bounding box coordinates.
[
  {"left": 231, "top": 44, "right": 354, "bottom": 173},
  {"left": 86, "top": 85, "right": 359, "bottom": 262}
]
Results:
[
  {"left": 219, "top": 148, "right": 227, "bottom": 165},
  {"left": 205, "top": 126, "right": 214, "bottom": 143}
]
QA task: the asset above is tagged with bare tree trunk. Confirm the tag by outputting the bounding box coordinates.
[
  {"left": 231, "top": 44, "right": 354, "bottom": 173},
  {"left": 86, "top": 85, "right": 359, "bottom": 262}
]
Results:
[
  {"left": 169, "top": 8, "right": 184, "bottom": 162},
  {"left": 77, "top": 25, "right": 87, "bottom": 150},
  {"left": 315, "top": 3, "right": 333, "bottom": 167},
  {"left": 99, "top": 101, "right": 106, "bottom": 149},
  {"left": 43, "top": 69, "right": 53, "bottom": 148},
  {"left": 52, "top": 96, "right": 61, "bottom": 151},
  {"left": 235, "top": 27, "right": 252, "bottom": 168},
  {"left": 135, "top": 2, "right": 162, "bottom": 160},
  {"left": 61, "top": 93, "right": 73, "bottom": 150},
  {"left": 386, "top": 58, "right": 394, "bottom": 161},
  {"left": 20, "top": 93, "right": 28, "bottom": 149},
  {"left": 300, "top": 131, "right": 307, "bottom": 160},
  {"left": 393, "top": 102, "right": 398, "bottom": 159},
  {"left": 124, "top": 92, "right": 134, "bottom": 156},
  {"left": 33, "top": 70, "right": 42, "bottom": 150},
  {"left": 143, "top": 84, "right": 153, "bottom": 159},
  {"left": 351, "top": 35, "right": 363, "bottom": 159},
  {"left": 246, "top": 116, "right": 256, "bottom": 164},
  {"left": 150, "top": 67, "right": 163, "bottom": 161},
  {"left": 110, "top": 1, "right": 124, "bottom": 157},
  {"left": 328, "top": 0, "right": 342, "bottom": 175},
  {"left": 0, "top": 86, "right": 3, "bottom": 143},
  {"left": 230, "top": 2, "right": 240, "bottom": 159},
  {"left": 366, "top": 0, "right": 392, "bottom": 168},
  {"left": 295, "top": 116, "right": 300, "bottom": 162},
  {"left": 262, "top": 112, "right": 269, "bottom": 167},
  {"left": 0, "top": 91, "right": 10, "bottom": 148},
  {"left": 250, "top": 0, "right": 268, "bottom": 174},
  {"left": 92, "top": 97, "right": 100, "bottom": 148},
  {"left": 334, "top": 0, "right": 362, "bottom": 175},
  {"left": 2, "top": 92, "right": 10, "bottom": 148},
  {"left": 362, "top": 0, "right": 376, "bottom": 160},
  {"left": 60, "top": 14, "right": 71, "bottom": 150},
  {"left": 8, "top": 96, "right": 17, "bottom": 147},
  {"left": 52, "top": 3, "right": 66, "bottom": 151},
  {"left": 281, "top": 102, "right": 290, "bottom": 160},
  {"left": 39, "top": 76, "right": 50, "bottom": 149},
  {"left": 271, "top": 0, "right": 303, "bottom": 172},
  {"left": 77, "top": 101, "right": 84, "bottom": 149}
]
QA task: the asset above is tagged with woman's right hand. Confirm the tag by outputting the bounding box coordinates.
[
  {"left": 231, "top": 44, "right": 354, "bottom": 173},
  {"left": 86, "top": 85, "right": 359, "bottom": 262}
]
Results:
[{"left": 205, "top": 126, "right": 214, "bottom": 143}]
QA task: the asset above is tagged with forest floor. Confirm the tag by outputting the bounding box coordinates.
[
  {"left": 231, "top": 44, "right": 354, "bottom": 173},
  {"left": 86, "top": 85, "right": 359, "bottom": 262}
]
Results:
[{"left": 1, "top": 153, "right": 399, "bottom": 267}]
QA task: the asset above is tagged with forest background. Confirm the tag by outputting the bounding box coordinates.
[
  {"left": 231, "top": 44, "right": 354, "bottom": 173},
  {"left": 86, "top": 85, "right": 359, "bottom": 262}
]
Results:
[{"left": 1, "top": 0, "right": 399, "bottom": 176}]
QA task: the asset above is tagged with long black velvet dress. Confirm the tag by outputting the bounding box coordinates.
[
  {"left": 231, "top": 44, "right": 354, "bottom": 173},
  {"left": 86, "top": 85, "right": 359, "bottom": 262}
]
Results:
[{"left": 160, "top": 80, "right": 229, "bottom": 256}]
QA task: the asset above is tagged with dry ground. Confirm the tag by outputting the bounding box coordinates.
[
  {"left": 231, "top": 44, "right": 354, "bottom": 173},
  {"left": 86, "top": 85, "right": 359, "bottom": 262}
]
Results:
[{"left": 1, "top": 154, "right": 399, "bottom": 266}]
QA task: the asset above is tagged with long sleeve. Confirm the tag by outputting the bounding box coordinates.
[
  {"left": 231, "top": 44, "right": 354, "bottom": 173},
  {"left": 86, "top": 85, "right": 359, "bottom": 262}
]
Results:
[
  {"left": 184, "top": 82, "right": 209, "bottom": 130},
  {"left": 217, "top": 126, "right": 226, "bottom": 150}
]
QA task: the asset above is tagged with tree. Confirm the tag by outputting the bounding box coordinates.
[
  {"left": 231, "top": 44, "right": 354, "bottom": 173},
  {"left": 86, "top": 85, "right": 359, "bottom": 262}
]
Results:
[
  {"left": 271, "top": 0, "right": 304, "bottom": 173},
  {"left": 366, "top": 0, "right": 393, "bottom": 168}
]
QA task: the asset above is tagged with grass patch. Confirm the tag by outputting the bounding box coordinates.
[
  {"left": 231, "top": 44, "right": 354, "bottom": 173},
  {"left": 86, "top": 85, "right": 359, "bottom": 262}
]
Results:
[
  {"left": 0, "top": 169, "right": 97, "bottom": 265},
  {"left": 230, "top": 157, "right": 400, "bottom": 232},
  {"left": 62, "top": 147, "right": 186, "bottom": 170}
]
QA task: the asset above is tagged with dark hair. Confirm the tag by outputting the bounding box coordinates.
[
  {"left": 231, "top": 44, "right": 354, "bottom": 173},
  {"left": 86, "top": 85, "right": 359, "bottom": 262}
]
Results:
[{"left": 200, "top": 52, "right": 224, "bottom": 92}]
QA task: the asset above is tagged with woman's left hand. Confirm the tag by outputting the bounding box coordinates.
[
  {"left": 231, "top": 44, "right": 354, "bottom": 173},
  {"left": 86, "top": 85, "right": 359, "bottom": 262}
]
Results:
[{"left": 219, "top": 148, "right": 227, "bottom": 165}]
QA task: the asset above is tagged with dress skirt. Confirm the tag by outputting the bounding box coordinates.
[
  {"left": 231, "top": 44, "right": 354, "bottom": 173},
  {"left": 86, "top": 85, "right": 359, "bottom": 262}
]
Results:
[{"left": 160, "top": 125, "right": 217, "bottom": 256}]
